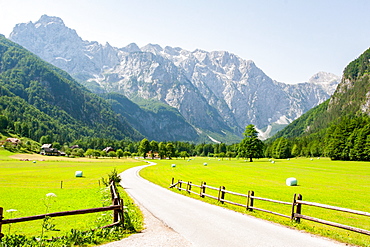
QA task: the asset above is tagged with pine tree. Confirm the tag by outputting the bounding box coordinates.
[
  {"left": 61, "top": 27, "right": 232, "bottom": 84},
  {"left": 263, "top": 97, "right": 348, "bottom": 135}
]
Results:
[{"left": 238, "top": 124, "right": 264, "bottom": 162}]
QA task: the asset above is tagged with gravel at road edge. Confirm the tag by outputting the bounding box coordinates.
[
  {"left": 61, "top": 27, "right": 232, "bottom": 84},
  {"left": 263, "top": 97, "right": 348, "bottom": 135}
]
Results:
[{"left": 98, "top": 189, "right": 192, "bottom": 247}]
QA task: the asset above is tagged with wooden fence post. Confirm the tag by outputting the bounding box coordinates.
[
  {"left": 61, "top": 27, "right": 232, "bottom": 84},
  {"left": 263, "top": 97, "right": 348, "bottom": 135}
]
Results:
[
  {"left": 179, "top": 180, "right": 182, "bottom": 190},
  {"left": 291, "top": 194, "right": 297, "bottom": 220},
  {"left": 200, "top": 182, "right": 206, "bottom": 198},
  {"left": 112, "top": 197, "right": 119, "bottom": 223},
  {"left": 187, "top": 181, "right": 192, "bottom": 193},
  {"left": 218, "top": 186, "right": 222, "bottom": 202},
  {"left": 199, "top": 181, "right": 203, "bottom": 197},
  {"left": 202, "top": 182, "right": 206, "bottom": 198},
  {"left": 247, "top": 191, "right": 254, "bottom": 211},
  {"left": 220, "top": 186, "right": 225, "bottom": 204},
  {"left": 295, "top": 194, "right": 302, "bottom": 223},
  {"left": 171, "top": 177, "right": 174, "bottom": 186},
  {"left": 118, "top": 199, "right": 124, "bottom": 225},
  {"left": 0, "top": 207, "right": 3, "bottom": 239}
]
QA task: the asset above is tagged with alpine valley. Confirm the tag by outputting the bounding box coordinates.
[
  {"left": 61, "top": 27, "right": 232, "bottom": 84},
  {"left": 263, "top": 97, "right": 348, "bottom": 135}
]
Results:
[{"left": 8, "top": 15, "right": 341, "bottom": 143}]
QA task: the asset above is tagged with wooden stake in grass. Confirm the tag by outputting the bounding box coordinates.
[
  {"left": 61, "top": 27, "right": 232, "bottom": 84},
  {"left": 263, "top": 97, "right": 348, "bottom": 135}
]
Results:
[{"left": 0, "top": 207, "right": 4, "bottom": 239}]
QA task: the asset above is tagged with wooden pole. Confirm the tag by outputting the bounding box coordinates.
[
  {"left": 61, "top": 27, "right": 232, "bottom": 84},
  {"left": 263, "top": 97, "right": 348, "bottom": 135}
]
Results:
[
  {"left": 291, "top": 194, "right": 297, "bottom": 220},
  {"left": 200, "top": 181, "right": 203, "bottom": 197},
  {"left": 295, "top": 194, "right": 302, "bottom": 223},
  {"left": 0, "top": 207, "right": 3, "bottom": 239},
  {"left": 248, "top": 191, "right": 254, "bottom": 211},
  {"left": 218, "top": 186, "right": 222, "bottom": 202},
  {"left": 118, "top": 199, "right": 124, "bottom": 224},
  {"left": 113, "top": 198, "right": 119, "bottom": 223},
  {"left": 201, "top": 182, "right": 206, "bottom": 198},
  {"left": 171, "top": 177, "right": 174, "bottom": 186},
  {"left": 60, "top": 181, "right": 63, "bottom": 189},
  {"left": 220, "top": 186, "right": 225, "bottom": 204}
]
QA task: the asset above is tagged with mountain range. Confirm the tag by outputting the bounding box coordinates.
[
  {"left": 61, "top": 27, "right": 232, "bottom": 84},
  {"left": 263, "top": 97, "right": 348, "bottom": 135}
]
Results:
[{"left": 8, "top": 15, "right": 341, "bottom": 142}]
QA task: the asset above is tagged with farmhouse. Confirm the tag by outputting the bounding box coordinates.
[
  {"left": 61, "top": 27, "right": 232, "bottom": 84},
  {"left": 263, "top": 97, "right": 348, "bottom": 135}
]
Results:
[
  {"left": 147, "top": 150, "right": 159, "bottom": 158},
  {"left": 40, "top": 143, "right": 65, "bottom": 156},
  {"left": 6, "top": 138, "right": 21, "bottom": 145},
  {"left": 103, "top": 147, "right": 115, "bottom": 153}
]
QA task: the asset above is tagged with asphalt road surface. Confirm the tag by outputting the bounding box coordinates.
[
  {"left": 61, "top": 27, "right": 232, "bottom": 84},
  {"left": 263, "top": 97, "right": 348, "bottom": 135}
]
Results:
[{"left": 119, "top": 163, "right": 347, "bottom": 247}]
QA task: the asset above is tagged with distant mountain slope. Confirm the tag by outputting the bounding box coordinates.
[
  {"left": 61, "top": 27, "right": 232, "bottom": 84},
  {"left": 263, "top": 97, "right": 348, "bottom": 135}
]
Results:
[
  {"left": 271, "top": 47, "right": 370, "bottom": 142},
  {"left": 9, "top": 15, "right": 341, "bottom": 141},
  {"left": 0, "top": 34, "right": 143, "bottom": 142},
  {"left": 101, "top": 93, "right": 199, "bottom": 142}
]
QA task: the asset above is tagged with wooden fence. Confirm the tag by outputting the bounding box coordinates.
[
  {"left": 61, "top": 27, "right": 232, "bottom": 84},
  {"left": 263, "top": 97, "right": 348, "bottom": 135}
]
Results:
[
  {"left": 170, "top": 178, "right": 370, "bottom": 236},
  {"left": 0, "top": 181, "right": 124, "bottom": 239}
]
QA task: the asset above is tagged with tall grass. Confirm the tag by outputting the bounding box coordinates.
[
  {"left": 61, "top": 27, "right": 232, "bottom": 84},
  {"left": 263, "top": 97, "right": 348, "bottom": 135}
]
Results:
[
  {"left": 0, "top": 149, "right": 143, "bottom": 243},
  {"left": 140, "top": 157, "right": 370, "bottom": 247}
]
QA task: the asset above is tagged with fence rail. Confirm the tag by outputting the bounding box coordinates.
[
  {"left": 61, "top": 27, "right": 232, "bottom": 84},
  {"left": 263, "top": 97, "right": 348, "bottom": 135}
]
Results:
[
  {"left": 170, "top": 178, "right": 370, "bottom": 236},
  {"left": 0, "top": 181, "right": 123, "bottom": 239}
]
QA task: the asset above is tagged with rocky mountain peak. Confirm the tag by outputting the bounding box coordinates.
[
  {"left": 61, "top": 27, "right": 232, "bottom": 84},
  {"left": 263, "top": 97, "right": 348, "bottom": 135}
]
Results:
[
  {"left": 9, "top": 15, "right": 341, "bottom": 141},
  {"left": 141, "top": 43, "right": 163, "bottom": 54},
  {"left": 120, "top": 43, "right": 141, "bottom": 53},
  {"left": 37, "top": 14, "right": 65, "bottom": 26},
  {"left": 308, "top": 71, "right": 341, "bottom": 95}
]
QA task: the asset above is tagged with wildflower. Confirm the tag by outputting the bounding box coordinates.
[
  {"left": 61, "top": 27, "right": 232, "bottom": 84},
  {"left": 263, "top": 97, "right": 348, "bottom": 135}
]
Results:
[{"left": 46, "top": 193, "right": 57, "bottom": 197}]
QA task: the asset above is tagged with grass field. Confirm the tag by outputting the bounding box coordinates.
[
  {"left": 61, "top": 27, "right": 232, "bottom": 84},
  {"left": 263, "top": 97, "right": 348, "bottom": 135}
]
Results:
[
  {"left": 140, "top": 157, "right": 370, "bottom": 247},
  {"left": 0, "top": 149, "right": 143, "bottom": 240}
]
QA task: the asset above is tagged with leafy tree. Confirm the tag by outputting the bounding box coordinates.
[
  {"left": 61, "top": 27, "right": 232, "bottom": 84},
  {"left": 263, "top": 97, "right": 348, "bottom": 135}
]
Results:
[
  {"left": 150, "top": 140, "right": 158, "bottom": 152},
  {"left": 158, "top": 142, "right": 166, "bottom": 159},
  {"left": 108, "top": 151, "right": 117, "bottom": 158},
  {"left": 100, "top": 150, "right": 108, "bottom": 157},
  {"left": 166, "top": 142, "right": 175, "bottom": 159},
  {"left": 138, "top": 138, "right": 150, "bottom": 158},
  {"left": 84, "top": 149, "right": 94, "bottom": 158},
  {"left": 238, "top": 124, "right": 264, "bottom": 162},
  {"left": 71, "top": 148, "right": 84, "bottom": 157},
  {"left": 291, "top": 144, "right": 300, "bottom": 157},
  {"left": 116, "top": 149, "right": 124, "bottom": 159},
  {"left": 123, "top": 151, "right": 131, "bottom": 158},
  {"left": 179, "top": 151, "right": 189, "bottom": 160}
]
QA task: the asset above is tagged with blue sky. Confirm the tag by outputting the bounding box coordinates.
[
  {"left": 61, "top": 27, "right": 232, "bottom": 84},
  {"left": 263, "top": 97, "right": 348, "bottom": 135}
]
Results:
[{"left": 1, "top": 0, "right": 370, "bottom": 83}]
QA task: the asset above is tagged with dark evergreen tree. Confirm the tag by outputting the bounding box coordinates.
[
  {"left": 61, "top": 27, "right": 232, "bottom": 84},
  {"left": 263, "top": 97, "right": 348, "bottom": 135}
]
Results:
[{"left": 238, "top": 124, "right": 264, "bottom": 162}]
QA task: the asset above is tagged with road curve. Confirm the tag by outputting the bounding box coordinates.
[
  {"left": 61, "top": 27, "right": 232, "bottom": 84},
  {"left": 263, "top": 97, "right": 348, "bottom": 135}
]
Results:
[{"left": 119, "top": 163, "right": 346, "bottom": 247}]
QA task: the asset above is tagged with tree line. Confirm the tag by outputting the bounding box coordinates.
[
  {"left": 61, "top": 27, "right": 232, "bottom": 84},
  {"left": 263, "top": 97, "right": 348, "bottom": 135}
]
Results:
[
  {"left": 265, "top": 115, "right": 370, "bottom": 161},
  {"left": 1, "top": 123, "right": 265, "bottom": 161}
]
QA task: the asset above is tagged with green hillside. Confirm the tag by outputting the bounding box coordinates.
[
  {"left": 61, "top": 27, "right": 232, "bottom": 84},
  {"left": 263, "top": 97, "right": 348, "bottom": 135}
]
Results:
[
  {"left": 267, "top": 47, "right": 370, "bottom": 161},
  {"left": 0, "top": 35, "right": 143, "bottom": 143}
]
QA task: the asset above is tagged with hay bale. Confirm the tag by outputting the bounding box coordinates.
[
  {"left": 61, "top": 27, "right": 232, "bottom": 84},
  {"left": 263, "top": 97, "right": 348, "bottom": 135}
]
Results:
[
  {"left": 286, "top": 177, "right": 297, "bottom": 186},
  {"left": 203, "top": 163, "right": 207, "bottom": 166},
  {"left": 171, "top": 164, "right": 176, "bottom": 168},
  {"left": 75, "top": 171, "right": 83, "bottom": 177}
]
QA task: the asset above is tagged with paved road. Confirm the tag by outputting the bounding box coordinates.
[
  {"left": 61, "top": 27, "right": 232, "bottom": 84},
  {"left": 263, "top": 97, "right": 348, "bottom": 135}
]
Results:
[{"left": 120, "top": 163, "right": 346, "bottom": 247}]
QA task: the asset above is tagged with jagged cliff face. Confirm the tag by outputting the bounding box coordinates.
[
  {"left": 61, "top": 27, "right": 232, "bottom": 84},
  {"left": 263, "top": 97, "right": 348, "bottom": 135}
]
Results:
[{"left": 9, "top": 15, "right": 341, "bottom": 140}]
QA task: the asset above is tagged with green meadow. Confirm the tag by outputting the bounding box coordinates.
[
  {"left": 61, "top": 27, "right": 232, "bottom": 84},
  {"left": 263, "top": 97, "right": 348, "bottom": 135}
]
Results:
[
  {"left": 140, "top": 157, "right": 370, "bottom": 247},
  {"left": 0, "top": 149, "right": 143, "bottom": 239}
]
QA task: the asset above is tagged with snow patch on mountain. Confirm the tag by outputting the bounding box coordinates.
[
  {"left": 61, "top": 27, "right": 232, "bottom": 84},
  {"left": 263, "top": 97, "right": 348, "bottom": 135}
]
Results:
[{"left": 9, "top": 15, "right": 342, "bottom": 140}]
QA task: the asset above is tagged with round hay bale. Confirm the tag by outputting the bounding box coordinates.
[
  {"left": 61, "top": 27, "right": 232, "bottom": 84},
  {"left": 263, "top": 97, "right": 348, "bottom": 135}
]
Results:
[
  {"left": 171, "top": 164, "right": 176, "bottom": 168},
  {"left": 75, "top": 171, "right": 83, "bottom": 177},
  {"left": 271, "top": 160, "right": 275, "bottom": 164},
  {"left": 286, "top": 177, "right": 297, "bottom": 186},
  {"left": 203, "top": 162, "right": 207, "bottom": 166}
]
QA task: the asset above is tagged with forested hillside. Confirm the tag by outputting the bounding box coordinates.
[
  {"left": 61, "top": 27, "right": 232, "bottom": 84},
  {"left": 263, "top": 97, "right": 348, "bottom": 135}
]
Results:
[
  {"left": 266, "top": 47, "right": 370, "bottom": 160},
  {"left": 0, "top": 35, "right": 143, "bottom": 143}
]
